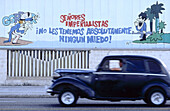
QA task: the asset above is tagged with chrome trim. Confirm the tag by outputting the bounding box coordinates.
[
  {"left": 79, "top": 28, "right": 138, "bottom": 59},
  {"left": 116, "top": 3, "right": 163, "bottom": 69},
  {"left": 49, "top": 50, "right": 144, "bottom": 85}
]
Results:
[
  {"left": 93, "top": 72, "right": 167, "bottom": 77},
  {"left": 47, "top": 89, "right": 53, "bottom": 93},
  {"left": 151, "top": 92, "right": 164, "bottom": 105},
  {"left": 52, "top": 72, "right": 61, "bottom": 78}
]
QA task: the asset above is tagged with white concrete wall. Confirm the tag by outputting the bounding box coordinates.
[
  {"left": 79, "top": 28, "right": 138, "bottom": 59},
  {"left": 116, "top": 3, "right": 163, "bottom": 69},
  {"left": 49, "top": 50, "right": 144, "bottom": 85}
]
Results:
[
  {"left": 89, "top": 50, "right": 170, "bottom": 72},
  {"left": 0, "top": 49, "right": 170, "bottom": 85},
  {"left": 0, "top": 50, "right": 7, "bottom": 84}
]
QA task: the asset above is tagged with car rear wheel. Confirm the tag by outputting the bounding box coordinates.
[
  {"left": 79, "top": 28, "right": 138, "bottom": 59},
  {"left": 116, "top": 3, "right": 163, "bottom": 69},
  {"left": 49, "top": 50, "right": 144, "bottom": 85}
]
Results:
[
  {"left": 145, "top": 89, "right": 166, "bottom": 106},
  {"left": 58, "top": 90, "right": 78, "bottom": 106}
]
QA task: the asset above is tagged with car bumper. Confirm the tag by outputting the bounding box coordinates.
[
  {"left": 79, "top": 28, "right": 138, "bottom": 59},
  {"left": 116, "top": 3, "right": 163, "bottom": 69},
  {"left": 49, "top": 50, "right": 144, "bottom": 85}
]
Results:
[
  {"left": 47, "top": 88, "right": 60, "bottom": 95},
  {"left": 47, "top": 88, "right": 53, "bottom": 93}
]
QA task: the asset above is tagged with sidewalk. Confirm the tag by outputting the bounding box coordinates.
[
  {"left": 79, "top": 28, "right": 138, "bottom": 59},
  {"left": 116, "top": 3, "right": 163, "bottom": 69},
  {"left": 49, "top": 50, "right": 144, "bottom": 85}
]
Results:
[{"left": 0, "top": 86, "right": 53, "bottom": 98}]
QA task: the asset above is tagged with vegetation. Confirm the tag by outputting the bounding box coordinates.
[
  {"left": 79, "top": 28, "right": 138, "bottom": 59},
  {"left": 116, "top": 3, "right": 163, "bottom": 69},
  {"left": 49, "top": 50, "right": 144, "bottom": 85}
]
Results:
[
  {"left": 133, "top": 1, "right": 170, "bottom": 44},
  {"left": 151, "top": 1, "right": 165, "bottom": 32},
  {"left": 147, "top": 32, "right": 163, "bottom": 42},
  {"left": 145, "top": 8, "right": 154, "bottom": 32},
  {"left": 159, "top": 21, "right": 166, "bottom": 33}
]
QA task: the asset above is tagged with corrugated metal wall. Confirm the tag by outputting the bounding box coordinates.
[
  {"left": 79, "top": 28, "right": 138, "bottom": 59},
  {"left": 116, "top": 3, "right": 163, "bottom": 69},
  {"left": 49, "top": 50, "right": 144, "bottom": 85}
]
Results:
[{"left": 7, "top": 50, "right": 90, "bottom": 77}]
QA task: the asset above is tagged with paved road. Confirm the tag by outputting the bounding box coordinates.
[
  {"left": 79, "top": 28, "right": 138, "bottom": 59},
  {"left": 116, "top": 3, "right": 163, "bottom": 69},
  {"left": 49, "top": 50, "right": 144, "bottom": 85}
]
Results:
[
  {"left": 0, "top": 98, "right": 170, "bottom": 111},
  {"left": 0, "top": 86, "right": 50, "bottom": 97}
]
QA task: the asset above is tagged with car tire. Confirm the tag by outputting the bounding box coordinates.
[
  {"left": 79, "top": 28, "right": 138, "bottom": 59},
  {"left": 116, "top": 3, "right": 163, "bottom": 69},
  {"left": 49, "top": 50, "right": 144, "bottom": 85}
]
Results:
[
  {"left": 145, "top": 88, "right": 166, "bottom": 106},
  {"left": 58, "top": 90, "right": 78, "bottom": 106}
]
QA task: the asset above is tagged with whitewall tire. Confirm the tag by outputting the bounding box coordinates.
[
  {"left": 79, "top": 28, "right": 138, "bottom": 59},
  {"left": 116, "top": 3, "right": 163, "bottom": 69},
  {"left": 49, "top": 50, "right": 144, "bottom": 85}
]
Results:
[{"left": 59, "top": 90, "right": 78, "bottom": 106}]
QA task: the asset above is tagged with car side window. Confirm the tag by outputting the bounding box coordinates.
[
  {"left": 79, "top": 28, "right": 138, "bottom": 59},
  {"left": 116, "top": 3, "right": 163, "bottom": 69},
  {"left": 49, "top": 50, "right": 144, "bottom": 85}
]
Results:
[
  {"left": 102, "top": 59, "right": 123, "bottom": 72},
  {"left": 148, "top": 61, "right": 162, "bottom": 73},
  {"left": 126, "top": 59, "right": 145, "bottom": 73}
]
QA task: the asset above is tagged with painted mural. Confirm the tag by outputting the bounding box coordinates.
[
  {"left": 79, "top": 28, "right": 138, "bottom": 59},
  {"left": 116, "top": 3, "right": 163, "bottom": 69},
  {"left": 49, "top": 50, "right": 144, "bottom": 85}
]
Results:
[
  {"left": 0, "top": 0, "right": 170, "bottom": 49},
  {"left": 133, "top": 1, "right": 170, "bottom": 43},
  {"left": 1, "top": 11, "right": 39, "bottom": 45}
]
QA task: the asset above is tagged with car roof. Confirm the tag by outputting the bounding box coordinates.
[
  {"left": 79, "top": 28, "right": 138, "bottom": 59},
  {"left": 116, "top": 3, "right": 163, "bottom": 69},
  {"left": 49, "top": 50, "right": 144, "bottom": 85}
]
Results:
[
  {"left": 99, "top": 55, "right": 168, "bottom": 74},
  {"left": 103, "top": 55, "right": 160, "bottom": 62}
]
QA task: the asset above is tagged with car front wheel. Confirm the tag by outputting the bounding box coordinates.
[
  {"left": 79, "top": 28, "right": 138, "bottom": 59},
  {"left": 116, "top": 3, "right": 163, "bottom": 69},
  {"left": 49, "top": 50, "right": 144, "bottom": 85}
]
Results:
[
  {"left": 145, "top": 89, "right": 166, "bottom": 106},
  {"left": 58, "top": 90, "right": 78, "bottom": 106}
]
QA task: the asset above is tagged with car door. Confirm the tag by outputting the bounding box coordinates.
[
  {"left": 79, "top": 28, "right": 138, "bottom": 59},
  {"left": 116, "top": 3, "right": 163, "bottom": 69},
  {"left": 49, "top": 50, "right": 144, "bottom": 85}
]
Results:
[
  {"left": 123, "top": 58, "right": 148, "bottom": 97},
  {"left": 93, "top": 59, "right": 126, "bottom": 97}
]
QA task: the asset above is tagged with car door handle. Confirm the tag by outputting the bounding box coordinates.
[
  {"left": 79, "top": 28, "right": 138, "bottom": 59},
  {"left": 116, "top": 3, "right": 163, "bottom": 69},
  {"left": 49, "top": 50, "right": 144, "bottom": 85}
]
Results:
[
  {"left": 95, "top": 78, "right": 99, "bottom": 80},
  {"left": 84, "top": 76, "right": 89, "bottom": 78}
]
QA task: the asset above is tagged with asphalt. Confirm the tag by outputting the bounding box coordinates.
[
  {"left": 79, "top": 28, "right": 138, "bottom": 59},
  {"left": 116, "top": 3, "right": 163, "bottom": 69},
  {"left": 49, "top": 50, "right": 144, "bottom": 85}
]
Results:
[{"left": 0, "top": 86, "right": 53, "bottom": 98}]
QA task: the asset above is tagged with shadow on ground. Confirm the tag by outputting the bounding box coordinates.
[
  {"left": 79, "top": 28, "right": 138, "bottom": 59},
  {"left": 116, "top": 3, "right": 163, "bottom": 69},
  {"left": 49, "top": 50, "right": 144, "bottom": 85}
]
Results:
[{"left": 44, "top": 103, "right": 170, "bottom": 108}]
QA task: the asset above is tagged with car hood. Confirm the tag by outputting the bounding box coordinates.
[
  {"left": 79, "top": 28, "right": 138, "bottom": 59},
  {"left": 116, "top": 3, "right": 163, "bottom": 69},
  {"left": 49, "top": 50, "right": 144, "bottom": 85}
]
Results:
[{"left": 54, "top": 69, "right": 96, "bottom": 74}]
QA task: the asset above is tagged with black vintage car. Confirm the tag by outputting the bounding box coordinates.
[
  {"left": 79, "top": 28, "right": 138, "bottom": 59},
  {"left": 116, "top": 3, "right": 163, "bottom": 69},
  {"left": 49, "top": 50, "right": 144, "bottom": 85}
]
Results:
[{"left": 47, "top": 55, "right": 170, "bottom": 106}]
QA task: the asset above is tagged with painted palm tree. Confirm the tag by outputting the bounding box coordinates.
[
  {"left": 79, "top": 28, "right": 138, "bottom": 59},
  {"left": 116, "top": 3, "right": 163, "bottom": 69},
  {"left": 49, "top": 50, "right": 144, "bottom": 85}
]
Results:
[
  {"left": 159, "top": 21, "right": 166, "bottom": 33},
  {"left": 151, "top": 1, "right": 165, "bottom": 33},
  {"left": 145, "top": 8, "right": 154, "bottom": 32}
]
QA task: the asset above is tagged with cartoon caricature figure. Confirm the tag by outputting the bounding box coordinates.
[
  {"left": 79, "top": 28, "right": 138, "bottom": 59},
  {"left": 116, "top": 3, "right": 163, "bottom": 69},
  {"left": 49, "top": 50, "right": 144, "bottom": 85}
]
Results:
[
  {"left": 3, "top": 12, "right": 39, "bottom": 44},
  {"left": 134, "top": 12, "right": 147, "bottom": 41}
]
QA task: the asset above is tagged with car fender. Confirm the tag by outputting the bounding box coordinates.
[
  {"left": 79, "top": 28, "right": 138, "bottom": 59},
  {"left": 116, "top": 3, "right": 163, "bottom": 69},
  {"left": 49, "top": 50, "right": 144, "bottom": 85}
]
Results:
[
  {"left": 51, "top": 77, "right": 95, "bottom": 97},
  {"left": 141, "top": 82, "right": 169, "bottom": 97}
]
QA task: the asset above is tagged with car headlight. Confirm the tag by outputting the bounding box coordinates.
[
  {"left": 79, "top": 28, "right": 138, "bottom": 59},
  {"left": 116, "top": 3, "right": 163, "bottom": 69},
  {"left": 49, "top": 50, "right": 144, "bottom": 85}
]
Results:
[{"left": 52, "top": 71, "right": 61, "bottom": 79}]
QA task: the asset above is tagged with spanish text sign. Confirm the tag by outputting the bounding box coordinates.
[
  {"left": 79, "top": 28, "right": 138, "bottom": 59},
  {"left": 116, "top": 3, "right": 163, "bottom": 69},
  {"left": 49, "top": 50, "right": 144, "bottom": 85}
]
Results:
[{"left": 0, "top": 0, "right": 170, "bottom": 49}]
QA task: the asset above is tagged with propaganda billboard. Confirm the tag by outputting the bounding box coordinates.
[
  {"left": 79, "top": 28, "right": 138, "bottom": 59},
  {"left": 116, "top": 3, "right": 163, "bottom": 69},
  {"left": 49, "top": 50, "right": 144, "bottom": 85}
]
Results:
[{"left": 0, "top": 0, "right": 170, "bottom": 49}]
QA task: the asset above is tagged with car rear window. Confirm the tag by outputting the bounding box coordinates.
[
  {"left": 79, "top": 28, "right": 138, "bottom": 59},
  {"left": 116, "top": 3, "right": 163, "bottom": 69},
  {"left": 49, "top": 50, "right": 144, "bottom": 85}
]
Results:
[
  {"left": 126, "top": 59, "right": 145, "bottom": 73},
  {"left": 148, "top": 61, "right": 162, "bottom": 73}
]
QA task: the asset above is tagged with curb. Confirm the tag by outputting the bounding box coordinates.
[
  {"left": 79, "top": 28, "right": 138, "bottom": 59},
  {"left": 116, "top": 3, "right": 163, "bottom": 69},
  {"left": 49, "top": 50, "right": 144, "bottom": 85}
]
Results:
[
  {"left": 0, "top": 86, "right": 56, "bottom": 98},
  {"left": 0, "top": 93, "right": 58, "bottom": 98}
]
